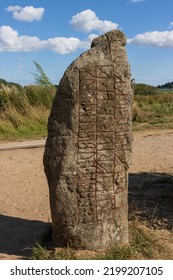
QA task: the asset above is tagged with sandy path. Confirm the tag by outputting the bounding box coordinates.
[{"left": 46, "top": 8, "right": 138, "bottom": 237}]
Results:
[
  {"left": 131, "top": 129, "right": 173, "bottom": 174},
  {"left": 0, "top": 129, "right": 173, "bottom": 259},
  {"left": 0, "top": 147, "right": 51, "bottom": 259}
]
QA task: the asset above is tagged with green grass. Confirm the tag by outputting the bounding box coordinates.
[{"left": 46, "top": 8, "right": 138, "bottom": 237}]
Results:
[{"left": 0, "top": 108, "right": 49, "bottom": 141}]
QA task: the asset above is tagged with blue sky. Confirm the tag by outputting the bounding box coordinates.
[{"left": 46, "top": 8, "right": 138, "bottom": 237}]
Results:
[{"left": 0, "top": 0, "right": 173, "bottom": 86}]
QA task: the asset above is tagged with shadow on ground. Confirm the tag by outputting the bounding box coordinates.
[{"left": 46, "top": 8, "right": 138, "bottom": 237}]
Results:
[
  {"left": 129, "top": 172, "right": 173, "bottom": 230},
  {"left": 1, "top": 172, "right": 173, "bottom": 259},
  {"left": 0, "top": 215, "right": 51, "bottom": 258}
]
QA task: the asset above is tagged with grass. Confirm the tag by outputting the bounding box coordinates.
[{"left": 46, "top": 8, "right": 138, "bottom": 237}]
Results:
[
  {"left": 0, "top": 108, "right": 49, "bottom": 141},
  {"left": 0, "top": 83, "right": 56, "bottom": 141},
  {"left": 132, "top": 92, "right": 173, "bottom": 130},
  {"left": 30, "top": 220, "right": 172, "bottom": 260},
  {"left": 0, "top": 83, "right": 173, "bottom": 141},
  {"left": 32, "top": 245, "right": 78, "bottom": 260}
]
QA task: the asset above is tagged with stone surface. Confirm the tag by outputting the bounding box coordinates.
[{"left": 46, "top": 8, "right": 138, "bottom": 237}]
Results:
[{"left": 43, "top": 30, "right": 133, "bottom": 250}]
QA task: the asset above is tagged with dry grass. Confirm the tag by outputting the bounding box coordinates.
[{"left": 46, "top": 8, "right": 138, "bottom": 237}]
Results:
[
  {"left": 1, "top": 83, "right": 173, "bottom": 140},
  {"left": 31, "top": 219, "right": 173, "bottom": 260},
  {"left": 132, "top": 93, "right": 173, "bottom": 130},
  {"left": 0, "top": 83, "right": 56, "bottom": 140}
]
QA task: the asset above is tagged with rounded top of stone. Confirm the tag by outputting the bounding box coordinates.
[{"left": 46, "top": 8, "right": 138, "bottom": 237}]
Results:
[{"left": 91, "top": 30, "right": 126, "bottom": 48}]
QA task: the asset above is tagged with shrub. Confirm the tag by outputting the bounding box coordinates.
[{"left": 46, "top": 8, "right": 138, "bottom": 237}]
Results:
[
  {"left": 25, "top": 85, "right": 56, "bottom": 109},
  {"left": 134, "top": 83, "right": 160, "bottom": 95}
]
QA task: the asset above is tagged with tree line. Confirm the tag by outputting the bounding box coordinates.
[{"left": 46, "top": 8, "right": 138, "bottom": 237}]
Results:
[{"left": 158, "top": 81, "right": 173, "bottom": 89}]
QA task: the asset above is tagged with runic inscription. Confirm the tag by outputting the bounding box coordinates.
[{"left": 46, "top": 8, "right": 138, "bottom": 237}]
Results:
[
  {"left": 77, "top": 66, "right": 129, "bottom": 224},
  {"left": 44, "top": 30, "right": 133, "bottom": 250}
]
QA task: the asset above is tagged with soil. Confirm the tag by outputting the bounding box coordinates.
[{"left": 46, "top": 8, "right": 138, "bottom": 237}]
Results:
[{"left": 0, "top": 129, "right": 173, "bottom": 260}]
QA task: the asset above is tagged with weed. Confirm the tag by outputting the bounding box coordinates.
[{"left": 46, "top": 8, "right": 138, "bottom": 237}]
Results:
[
  {"left": 148, "top": 203, "right": 160, "bottom": 226},
  {"left": 100, "top": 245, "right": 134, "bottom": 260},
  {"left": 30, "top": 221, "right": 168, "bottom": 260},
  {"left": 32, "top": 243, "right": 52, "bottom": 260},
  {"left": 129, "top": 222, "right": 156, "bottom": 259},
  {"left": 31, "top": 244, "right": 78, "bottom": 260}
]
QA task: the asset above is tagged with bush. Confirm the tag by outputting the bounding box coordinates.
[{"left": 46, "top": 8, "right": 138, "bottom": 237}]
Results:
[
  {"left": 25, "top": 85, "right": 56, "bottom": 109},
  {"left": 134, "top": 83, "right": 160, "bottom": 95}
]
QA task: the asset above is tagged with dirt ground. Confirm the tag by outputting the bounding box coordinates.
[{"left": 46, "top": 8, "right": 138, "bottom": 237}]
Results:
[{"left": 0, "top": 129, "right": 173, "bottom": 260}]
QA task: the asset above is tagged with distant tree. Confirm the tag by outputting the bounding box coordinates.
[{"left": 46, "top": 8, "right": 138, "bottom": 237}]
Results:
[
  {"left": 0, "top": 78, "right": 22, "bottom": 90},
  {"left": 158, "top": 81, "right": 173, "bottom": 89},
  {"left": 0, "top": 78, "right": 7, "bottom": 84},
  {"left": 134, "top": 83, "right": 159, "bottom": 95},
  {"left": 32, "top": 61, "right": 53, "bottom": 87}
]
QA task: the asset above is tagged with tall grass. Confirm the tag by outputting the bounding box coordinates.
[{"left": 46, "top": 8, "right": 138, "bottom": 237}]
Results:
[
  {"left": 0, "top": 82, "right": 173, "bottom": 141},
  {"left": 0, "top": 83, "right": 56, "bottom": 141},
  {"left": 132, "top": 92, "right": 173, "bottom": 130}
]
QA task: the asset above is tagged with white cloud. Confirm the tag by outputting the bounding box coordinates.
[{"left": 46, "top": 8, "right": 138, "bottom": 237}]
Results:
[
  {"left": 70, "top": 9, "right": 118, "bottom": 33},
  {"left": 128, "top": 30, "right": 173, "bottom": 47},
  {"left": 1, "top": 8, "right": 118, "bottom": 53},
  {"left": 6, "top": 6, "right": 44, "bottom": 22},
  {"left": 17, "top": 58, "right": 24, "bottom": 70},
  {"left": 2, "top": 24, "right": 173, "bottom": 54},
  {"left": 45, "top": 37, "right": 81, "bottom": 54},
  {"left": 0, "top": 25, "right": 94, "bottom": 54},
  {"left": 0, "top": 26, "right": 43, "bottom": 51},
  {"left": 129, "top": 0, "right": 144, "bottom": 3},
  {"left": 79, "top": 34, "right": 99, "bottom": 49},
  {"left": 169, "top": 22, "right": 173, "bottom": 28},
  {"left": 6, "top": 5, "right": 21, "bottom": 12}
]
